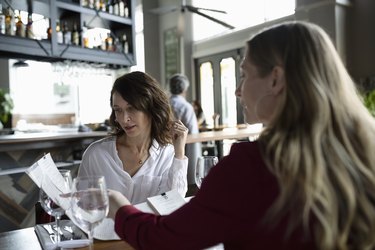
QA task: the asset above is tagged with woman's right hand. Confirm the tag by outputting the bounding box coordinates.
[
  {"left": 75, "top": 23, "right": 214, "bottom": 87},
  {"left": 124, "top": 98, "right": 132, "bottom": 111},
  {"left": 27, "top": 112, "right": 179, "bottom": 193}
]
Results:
[{"left": 170, "top": 120, "right": 188, "bottom": 159}]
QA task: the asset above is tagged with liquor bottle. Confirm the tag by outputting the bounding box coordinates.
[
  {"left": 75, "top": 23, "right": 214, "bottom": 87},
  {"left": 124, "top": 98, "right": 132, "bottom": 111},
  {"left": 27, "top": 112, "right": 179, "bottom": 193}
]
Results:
[
  {"left": 80, "top": 0, "right": 88, "bottom": 7},
  {"left": 56, "top": 19, "right": 63, "bottom": 44},
  {"left": 15, "top": 10, "right": 25, "bottom": 37},
  {"left": 81, "top": 21, "right": 89, "bottom": 48},
  {"left": 94, "top": 0, "right": 100, "bottom": 11},
  {"left": 0, "top": 4, "right": 5, "bottom": 35},
  {"left": 46, "top": 18, "right": 52, "bottom": 40},
  {"left": 100, "top": 0, "right": 106, "bottom": 12},
  {"left": 122, "top": 34, "right": 128, "bottom": 53},
  {"left": 119, "top": 0, "right": 124, "bottom": 17},
  {"left": 26, "top": 13, "right": 33, "bottom": 39},
  {"left": 105, "top": 33, "right": 113, "bottom": 51},
  {"left": 71, "top": 22, "right": 80, "bottom": 46},
  {"left": 5, "top": 7, "right": 15, "bottom": 36},
  {"left": 63, "top": 21, "right": 71, "bottom": 45},
  {"left": 124, "top": 0, "right": 129, "bottom": 17},
  {"left": 107, "top": 0, "right": 113, "bottom": 14},
  {"left": 113, "top": 0, "right": 119, "bottom": 16},
  {"left": 88, "top": 0, "right": 94, "bottom": 9}
]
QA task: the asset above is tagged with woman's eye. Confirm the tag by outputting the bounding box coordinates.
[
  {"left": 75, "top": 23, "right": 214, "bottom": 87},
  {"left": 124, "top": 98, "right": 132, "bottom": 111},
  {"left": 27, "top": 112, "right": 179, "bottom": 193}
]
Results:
[
  {"left": 113, "top": 109, "right": 122, "bottom": 114},
  {"left": 126, "top": 106, "right": 136, "bottom": 113}
]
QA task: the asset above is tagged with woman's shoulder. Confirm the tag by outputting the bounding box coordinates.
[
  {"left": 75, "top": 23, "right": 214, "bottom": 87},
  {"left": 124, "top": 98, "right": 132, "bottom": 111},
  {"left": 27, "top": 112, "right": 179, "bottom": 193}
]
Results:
[
  {"left": 221, "top": 141, "right": 264, "bottom": 168},
  {"left": 229, "top": 141, "right": 261, "bottom": 156},
  {"left": 85, "top": 136, "right": 116, "bottom": 154}
]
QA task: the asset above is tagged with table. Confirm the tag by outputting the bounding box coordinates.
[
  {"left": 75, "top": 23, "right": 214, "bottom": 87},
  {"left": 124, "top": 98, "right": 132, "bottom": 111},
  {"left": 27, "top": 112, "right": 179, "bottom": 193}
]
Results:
[
  {"left": 186, "top": 126, "right": 261, "bottom": 157},
  {"left": 0, "top": 227, "right": 134, "bottom": 250},
  {"left": 186, "top": 126, "right": 260, "bottom": 144}
]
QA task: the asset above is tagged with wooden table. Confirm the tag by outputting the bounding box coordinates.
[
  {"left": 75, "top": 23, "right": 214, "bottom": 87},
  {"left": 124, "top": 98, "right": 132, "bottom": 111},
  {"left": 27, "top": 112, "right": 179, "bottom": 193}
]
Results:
[
  {"left": 186, "top": 126, "right": 261, "bottom": 158},
  {"left": 186, "top": 126, "right": 260, "bottom": 144},
  {"left": 0, "top": 227, "right": 134, "bottom": 250}
]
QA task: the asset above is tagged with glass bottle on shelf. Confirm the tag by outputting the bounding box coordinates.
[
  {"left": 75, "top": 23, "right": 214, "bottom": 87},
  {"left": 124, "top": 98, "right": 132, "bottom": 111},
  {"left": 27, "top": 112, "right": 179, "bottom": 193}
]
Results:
[
  {"left": 122, "top": 34, "right": 129, "bottom": 53},
  {"left": 100, "top": 0, "right": 106, "bottom": 12},
  {"left": 81, "top": 21, "right": 89, "bottom": 48},
  {"left": 0, "top": 4, "right": 5, "bottom": 35},
  {"left": 113, "top": 0, "right": 119, "bottom": 16},
  {"left": 5, "top": 7, "right": 15, "bottom": 36},
  {"left": 94, "top": 0, "right": 100, "bottom": 11},
  {"left": 15, "top": 10, "right": 25, "bottom": 37},
  {"left": 80, "top": 0, "right": 88, "bottom": 7},
  {"left": 124, "top": 0, "right": 129, "bottom": 18},
  {"left": 56, "top": 19, "right": 63, "bottom": 44},
  {"left": 107, "top": 0, "right": 113, "bottom": 14},
  {"left": 88, "top": 0, "right": 94, "bottom": 9},
  {"left": 26, "top": 13, "right": 33, "bottom": 39},
  {"left": 106, "top": 33, "right": 113, "bottom": 51},
  {"left": 72, "top": 22, "right": 80, "bottom": 46},
  {"left": 63, "top": 21, "right": 71, "bottom": 45},
  {"left": 46, "top": 18, "right": 52, "bottom": 40},
  {"left": 119, "top": 0, "right": 124, "bottom": 17}
]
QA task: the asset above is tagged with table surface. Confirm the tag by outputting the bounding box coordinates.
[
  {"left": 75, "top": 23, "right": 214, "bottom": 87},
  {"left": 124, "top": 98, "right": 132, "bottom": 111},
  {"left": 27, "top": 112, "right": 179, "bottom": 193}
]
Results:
[
  {"left": 0, "top": 126, "right": 260, "bottom": 145},
  {"left": 0, "top": 227, "right": 134, "bottom": 250},
  {"left": 186, "top": 126, "right": 260, "bottom": 144}
]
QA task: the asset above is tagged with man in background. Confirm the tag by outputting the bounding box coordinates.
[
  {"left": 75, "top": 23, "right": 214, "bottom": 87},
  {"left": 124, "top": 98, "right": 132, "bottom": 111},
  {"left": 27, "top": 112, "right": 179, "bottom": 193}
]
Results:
[{"left": 169, "top": 74, "right": 201, "bottom": 189}]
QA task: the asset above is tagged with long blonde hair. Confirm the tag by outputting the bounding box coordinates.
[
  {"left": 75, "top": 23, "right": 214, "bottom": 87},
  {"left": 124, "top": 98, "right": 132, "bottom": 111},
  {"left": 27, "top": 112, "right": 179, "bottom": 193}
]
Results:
[{"left": 250, "top": 21, "right": 375, "bottom": 249}]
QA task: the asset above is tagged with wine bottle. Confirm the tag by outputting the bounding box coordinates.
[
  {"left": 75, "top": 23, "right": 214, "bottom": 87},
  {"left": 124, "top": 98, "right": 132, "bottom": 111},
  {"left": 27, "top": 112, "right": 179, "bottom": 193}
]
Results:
[
  {"left": 0, "top": 4, "right": 5, "bottom": 35},
  {"left": 63, "top": 21, "right": 71, "bottom": 45},
  {"left": 72, "top": 22, "right": 80, "bottom": 46},
  {"left": 15, "top": 10, "right": 25, "bottom": 37},
  {"left": 46, "top": 18, "right": 52, "bottom": 40},
  {"left": 56, "top": 19, "right": 63, "bottom": 44},
  {"left": 119, "top": 0, "right": 124, "bottom": 17},
  {"left": 5, "top": 7, "right": 15, "bottom": 36},
  {"left": 26, "top": 13, "right": 33, "bottom": 39}
]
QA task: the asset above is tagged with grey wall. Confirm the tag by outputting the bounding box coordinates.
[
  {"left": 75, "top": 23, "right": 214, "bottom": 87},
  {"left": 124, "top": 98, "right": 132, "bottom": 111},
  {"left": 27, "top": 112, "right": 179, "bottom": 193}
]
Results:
[
  {"left": 143, "top": 0, "right": 162, "bottom": 83},
  {"left": 346, "top": 0, "right": 375, "bottom": 83},
  {"left": 0, "top": 59, "right": 10, "bottom": 90}
]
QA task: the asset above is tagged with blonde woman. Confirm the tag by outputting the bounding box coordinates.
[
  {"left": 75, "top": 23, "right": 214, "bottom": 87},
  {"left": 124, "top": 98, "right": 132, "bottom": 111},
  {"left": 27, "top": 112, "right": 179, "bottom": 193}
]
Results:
[{"left": 108, "top": 21, "right": 375, "bottom": 250}]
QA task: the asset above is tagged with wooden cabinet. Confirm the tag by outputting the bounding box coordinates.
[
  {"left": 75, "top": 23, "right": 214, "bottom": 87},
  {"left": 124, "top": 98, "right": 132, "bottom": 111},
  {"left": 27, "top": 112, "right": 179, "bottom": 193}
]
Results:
[{"left": 0, "top": 0, "right": 135, "bottom": 67}]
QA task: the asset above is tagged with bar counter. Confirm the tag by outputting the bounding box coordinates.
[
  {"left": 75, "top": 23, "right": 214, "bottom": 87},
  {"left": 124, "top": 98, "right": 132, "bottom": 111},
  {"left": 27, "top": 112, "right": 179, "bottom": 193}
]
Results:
[{"left": 0, "top": 131, "right": 109, "bottom": 152}]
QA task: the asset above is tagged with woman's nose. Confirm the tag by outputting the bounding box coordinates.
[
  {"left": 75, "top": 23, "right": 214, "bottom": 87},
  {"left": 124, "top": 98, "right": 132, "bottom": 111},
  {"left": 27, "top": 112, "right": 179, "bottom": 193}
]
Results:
[
  {"left": 235, "top": 85, "right": 242, "bottom": 97},
  {"left": 122, "top": 112, "right": 131, "bottom": 122}
]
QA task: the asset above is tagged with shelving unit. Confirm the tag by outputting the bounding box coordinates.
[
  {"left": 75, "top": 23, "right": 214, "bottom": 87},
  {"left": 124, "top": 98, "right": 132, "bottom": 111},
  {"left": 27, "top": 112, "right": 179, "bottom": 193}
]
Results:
[{"left": 0, "top": 0, "right": 136, "bottom": 67}]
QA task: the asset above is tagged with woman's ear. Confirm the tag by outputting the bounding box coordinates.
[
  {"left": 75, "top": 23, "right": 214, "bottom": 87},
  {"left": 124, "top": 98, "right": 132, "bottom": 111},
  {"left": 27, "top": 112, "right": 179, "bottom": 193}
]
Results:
[{"left": 270, "top": 66, "right": 285, "bottom": 95}]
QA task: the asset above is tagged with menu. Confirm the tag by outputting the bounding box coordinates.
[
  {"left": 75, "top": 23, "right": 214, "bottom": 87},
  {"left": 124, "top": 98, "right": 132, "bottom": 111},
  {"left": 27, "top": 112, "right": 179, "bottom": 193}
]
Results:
[
  {"left": 26, "top": 153, "right": 71, "bottom": 211},
  {"left": 26, "top": 154, "right": 188, "bottom": 241}
]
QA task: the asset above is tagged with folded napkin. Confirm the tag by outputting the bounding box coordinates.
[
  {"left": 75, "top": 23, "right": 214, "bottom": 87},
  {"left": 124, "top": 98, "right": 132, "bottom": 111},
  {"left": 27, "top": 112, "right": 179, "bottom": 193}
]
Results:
[{"left": 34, "top": 220, "right": 89, "bottom": 250}]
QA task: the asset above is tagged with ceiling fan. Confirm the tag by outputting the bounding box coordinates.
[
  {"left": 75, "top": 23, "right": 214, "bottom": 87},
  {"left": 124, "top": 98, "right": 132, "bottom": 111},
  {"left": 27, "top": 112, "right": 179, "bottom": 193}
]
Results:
[{"left": 149, "top": 0, "right": 235, "bottom": 30}]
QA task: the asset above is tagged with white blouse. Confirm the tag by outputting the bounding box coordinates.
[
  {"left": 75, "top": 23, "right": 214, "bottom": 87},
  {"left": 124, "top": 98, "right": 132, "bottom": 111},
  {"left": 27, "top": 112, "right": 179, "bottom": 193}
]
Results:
[{"left": 78, "top": 136, "right": 188, "bottom": 204}]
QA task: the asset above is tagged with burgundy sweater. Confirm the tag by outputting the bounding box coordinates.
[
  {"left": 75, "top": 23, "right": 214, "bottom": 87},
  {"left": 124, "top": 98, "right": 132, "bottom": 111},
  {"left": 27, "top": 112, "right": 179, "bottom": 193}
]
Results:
[{"left": 114, "top": 141, "right": 316, "bottom": 250}]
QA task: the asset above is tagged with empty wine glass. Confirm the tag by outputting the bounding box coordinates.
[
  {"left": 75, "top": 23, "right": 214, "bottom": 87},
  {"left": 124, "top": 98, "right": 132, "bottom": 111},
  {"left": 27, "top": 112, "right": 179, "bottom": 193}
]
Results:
[
  {"left": 195, "top": 156, "right": 218, "bottom": 188},
  {"left": 70, "top": 176, "right": 109, "bottom": 250},
  {"left": 39, "top": 169, "right": 72, "bottom": 244}
]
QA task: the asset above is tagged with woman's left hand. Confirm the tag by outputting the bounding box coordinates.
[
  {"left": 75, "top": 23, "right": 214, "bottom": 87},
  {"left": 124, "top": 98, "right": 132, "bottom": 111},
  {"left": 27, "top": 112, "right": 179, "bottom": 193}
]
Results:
[{"left": 171, "top": 120, "right": 188, "bottom": 159}]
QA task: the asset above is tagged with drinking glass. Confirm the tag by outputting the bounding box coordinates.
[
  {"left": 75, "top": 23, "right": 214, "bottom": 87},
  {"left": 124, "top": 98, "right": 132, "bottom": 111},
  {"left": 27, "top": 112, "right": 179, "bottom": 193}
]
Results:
[
  {"left": 195, "top": 156, "right": 218, "bottom": 188},
  {"left": 39, "top": 169, "right": 72, "bottom": 244},
  {"left": 70, "top": 176, "right": 109, "bottom": 250}
]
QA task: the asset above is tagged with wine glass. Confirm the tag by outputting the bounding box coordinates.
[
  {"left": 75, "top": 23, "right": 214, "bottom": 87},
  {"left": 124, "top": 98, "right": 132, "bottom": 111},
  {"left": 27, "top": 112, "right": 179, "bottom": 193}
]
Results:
[
  {"left": 195, "top": 156, "right": 218, "bottom": 188},
  {"left": 69, "top": 176, "right": 109, "bottom": 250},
  {"left": 39, "top": 169, "right": 72, "bottom": 244}
]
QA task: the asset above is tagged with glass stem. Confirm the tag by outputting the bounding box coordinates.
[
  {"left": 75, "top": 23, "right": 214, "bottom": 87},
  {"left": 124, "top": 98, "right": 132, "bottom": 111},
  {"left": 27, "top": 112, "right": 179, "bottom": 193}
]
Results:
[
  {"left": 88, "top": 226, "right": 94, "bottom": 250},
  {"left": 55, "top": 215, "right": 61, "bottom": 244}
]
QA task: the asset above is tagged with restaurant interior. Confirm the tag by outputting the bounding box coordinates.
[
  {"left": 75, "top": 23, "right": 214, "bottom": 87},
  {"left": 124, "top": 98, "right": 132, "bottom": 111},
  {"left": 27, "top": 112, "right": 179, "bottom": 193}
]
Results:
[{"left": 0, "top": 0, "right": 374, "bottom": 245}]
